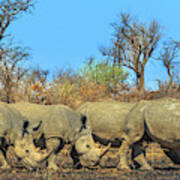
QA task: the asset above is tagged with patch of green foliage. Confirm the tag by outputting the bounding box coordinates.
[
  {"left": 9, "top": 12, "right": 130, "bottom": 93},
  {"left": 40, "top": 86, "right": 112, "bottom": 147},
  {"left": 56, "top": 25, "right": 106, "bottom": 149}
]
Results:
[{"left": 78, "top": 58, "right": 129, "bottom": 89}]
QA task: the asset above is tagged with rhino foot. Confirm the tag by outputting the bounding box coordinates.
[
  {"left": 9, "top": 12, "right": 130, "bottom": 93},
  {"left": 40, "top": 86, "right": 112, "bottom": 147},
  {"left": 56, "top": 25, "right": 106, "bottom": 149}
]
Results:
[
  {"left": 134, "top": 154, "right": 153, "bottom": 170},
  {"left": 139, "top": 165, "right": 153, "bottom": 171},
  {"left": 0, "top": 161, "right": 10, "bottom": 169},
  {"left": 0, "top": 164, "right": 10, "bottom": 169},
  {"left": 0, "top": 151, "right": 10, "bottom": 169},
  {"left": 117, "top": 163, "right": 131, "bottom": 171}
]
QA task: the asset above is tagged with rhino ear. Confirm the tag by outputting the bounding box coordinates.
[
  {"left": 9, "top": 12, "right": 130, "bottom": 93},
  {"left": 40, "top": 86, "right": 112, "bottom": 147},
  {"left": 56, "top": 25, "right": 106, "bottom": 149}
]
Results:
[
  {"left": 79, "top": 115, "right": 87, "bottom": 133},
  {"left": 31, "top": 121, "right": 43, "bottom": 140},
  {"left": 23, "top": 120, "right": 29, "bottom": 129},
  {"left": 32, "top": 120, "right": 43, "bottom": 131},
  {"left": 22, "top": 120, "right": 30, "bottom": 137},
  {"left": 81, "top": 115, "right": 87, "bottom": 128}
]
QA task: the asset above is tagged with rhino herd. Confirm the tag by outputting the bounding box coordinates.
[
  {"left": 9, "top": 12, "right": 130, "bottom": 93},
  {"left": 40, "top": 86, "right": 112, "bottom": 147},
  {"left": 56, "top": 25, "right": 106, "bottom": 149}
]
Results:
[{"left": 0, "top": 97, "right": 179, "bottom": 171}]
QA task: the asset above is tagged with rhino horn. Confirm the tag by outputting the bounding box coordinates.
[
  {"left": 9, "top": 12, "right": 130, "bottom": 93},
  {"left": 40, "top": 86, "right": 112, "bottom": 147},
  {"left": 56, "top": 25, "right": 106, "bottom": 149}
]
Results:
[
  {"left": 99, "top": 142, "right": 111, "bottom": 159},
  {"left": 92, "top": 142, "right": 111, "bottom": 166}
]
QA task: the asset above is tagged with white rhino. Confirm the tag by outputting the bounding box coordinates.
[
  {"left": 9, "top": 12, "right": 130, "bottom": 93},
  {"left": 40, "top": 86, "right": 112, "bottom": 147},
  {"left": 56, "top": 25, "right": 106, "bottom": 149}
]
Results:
[
  {"left": 0, "top": 103, "right": 47, "bottom": 169},
  {"left": 10, "top": 103, "right": 109, "bottom": 170},
  {"left": 77, "top": 101, "right": 135, "bottom": 168},
  {"left": 119, "top": 97, "right": 180, "bottom": 170}
]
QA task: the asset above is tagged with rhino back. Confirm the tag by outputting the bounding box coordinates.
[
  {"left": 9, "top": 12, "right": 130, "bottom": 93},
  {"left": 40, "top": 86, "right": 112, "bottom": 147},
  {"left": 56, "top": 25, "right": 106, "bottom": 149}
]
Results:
[
  {"left": 11, "top": 103, "right": 83, "bottom": 142},
  {"left": 144, "top": 99, "right": 180, "bottom": 147},
  {"left": 44, "top": 105, "right": 83, "bottom": 141},
  {"left": 78, "top": 102, "right": 135, "bottom": 140},
  {"left": 10, "top": 103, "right": 49, "bottom": 123}
]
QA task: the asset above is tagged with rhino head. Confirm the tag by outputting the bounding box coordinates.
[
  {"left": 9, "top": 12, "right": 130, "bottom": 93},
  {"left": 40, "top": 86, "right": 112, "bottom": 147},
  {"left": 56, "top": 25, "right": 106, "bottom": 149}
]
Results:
[
  {"left": 74, "top": 116, "right": 111, "bottom": 167},
  {"left": 13, "top": 133, "right": 48, "bottom": 170},
  {"left": 12, "top": 120, "right": 48, "bottom": 170}
]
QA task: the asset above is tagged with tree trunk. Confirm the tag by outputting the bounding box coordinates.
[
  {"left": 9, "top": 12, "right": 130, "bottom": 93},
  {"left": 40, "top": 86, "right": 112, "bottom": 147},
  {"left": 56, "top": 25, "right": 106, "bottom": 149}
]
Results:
[
  {"left": 136, "top": 71, "right": 145, "bottom": 92},
  {"left": 139, "top": 74, "right": 145, "bottom": 92},
  {"left": 5, "top": 89, "right": 11, "bottom": 104},
  {"left": 167, "top": 69, "right": 173, "bottom": 89}
]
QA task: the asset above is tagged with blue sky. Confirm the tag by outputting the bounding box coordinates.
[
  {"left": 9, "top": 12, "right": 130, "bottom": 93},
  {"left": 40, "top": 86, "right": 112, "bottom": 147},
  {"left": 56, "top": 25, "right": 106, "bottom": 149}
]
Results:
[{"left": 8, "top": 0, "right": 180, "bottom": 90}]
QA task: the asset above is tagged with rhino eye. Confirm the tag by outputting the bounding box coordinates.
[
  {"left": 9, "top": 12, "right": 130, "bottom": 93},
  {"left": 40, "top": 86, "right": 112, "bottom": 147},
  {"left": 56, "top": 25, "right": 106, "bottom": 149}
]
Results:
[
  {"left": 86, "top": 144, "right": 90, "bottom": 148},
  {"left": 25, "top": 149, "right": 29, "bottom": 153}
]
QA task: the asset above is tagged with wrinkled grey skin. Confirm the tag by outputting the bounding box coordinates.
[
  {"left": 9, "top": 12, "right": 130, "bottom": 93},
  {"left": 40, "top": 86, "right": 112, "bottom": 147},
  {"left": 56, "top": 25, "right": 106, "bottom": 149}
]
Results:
[
  {"left": 119, "top": 97, "right": 180, "bottom": 170},
  {"left": 0, "top": 103, "right": 41, "bottom": 169},
  {"left": 11, "top": 103, "right": 106, "bottom": 170},
  {"left": 77, "top": 101, "right": 135, "bottom": 168}
]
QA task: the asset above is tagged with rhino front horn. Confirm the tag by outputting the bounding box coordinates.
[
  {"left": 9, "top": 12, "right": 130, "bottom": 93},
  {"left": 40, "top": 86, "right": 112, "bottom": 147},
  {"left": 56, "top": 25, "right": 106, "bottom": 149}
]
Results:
[{"left": 100, "top": 142, "right": 111, "bottom": 159}]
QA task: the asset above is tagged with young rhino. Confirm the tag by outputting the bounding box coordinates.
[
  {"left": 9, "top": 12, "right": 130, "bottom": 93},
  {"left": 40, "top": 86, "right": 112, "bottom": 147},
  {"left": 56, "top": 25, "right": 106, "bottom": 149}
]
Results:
[
  {"left": 10, "top": 103, "right": 108, "bottom": 170},
  {"left": 0, "top": 103, "right": 47, "bottom": 169}
]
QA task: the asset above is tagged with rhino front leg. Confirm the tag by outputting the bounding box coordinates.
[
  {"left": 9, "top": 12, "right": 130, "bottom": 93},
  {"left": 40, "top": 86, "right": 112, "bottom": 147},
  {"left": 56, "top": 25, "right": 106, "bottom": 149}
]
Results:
[
  {"left": 0, "top": 150, "right": 10, "bottom": 169},
  {"left": 47, "top": 153, "right": 59, "bottom": 171},
  {"left": 117, "top": 140, "right": 131, "bottom": 170},
  {"left": 46, "top": 138, "right": 64, "bottom": 171}
]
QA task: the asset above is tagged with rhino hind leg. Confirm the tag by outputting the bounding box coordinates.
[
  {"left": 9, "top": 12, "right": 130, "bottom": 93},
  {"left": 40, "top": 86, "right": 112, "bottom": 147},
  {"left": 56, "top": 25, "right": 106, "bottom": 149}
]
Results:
[
  {"left": 164, "top": 149, "right": 180, "bottom": 164},
  {"left": 46, "top": 138, "right": 65, "bottom": 170},
  {"left": 118, "top": 138, "right": 152, "bottom": 170}
]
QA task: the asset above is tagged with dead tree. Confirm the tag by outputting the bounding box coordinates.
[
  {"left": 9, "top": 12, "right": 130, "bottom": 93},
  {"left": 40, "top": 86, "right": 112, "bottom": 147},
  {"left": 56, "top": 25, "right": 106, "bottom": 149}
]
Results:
[
  {"left": 100, "top": 13, "right": 161, "bottom": 92},
  {"left": 156, "top": 39, "right": 180, "bottom": 89},
  {"left": 0, "top": 44, "right": 29, "bottom": 103},
  {"left": 0, "top": 0, "right": 34, "bottom": 103},
  {"left": 0, "top": 0, "right": 34, "bottom": 40}
]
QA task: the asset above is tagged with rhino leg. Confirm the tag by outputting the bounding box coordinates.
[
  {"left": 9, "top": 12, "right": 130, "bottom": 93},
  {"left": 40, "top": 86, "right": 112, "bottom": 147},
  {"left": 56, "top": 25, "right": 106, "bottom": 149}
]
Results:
[
  {"left": 47, "top": 154, "right": 59, "bottom": 170},
  {"left": 46, "top": 138, "right": 64, "bottom": 170},
  {"left": 117, "top": 140, "right": 131, "bottom": 170},
  {"left": 163, "top": 149, "right": 180, "bottom": 164},
  {"left": 0, "top": 150, "right": 10, "bottom": 169},
  {"left": 131, "top": 141, "right": 153, "bottom": 170},
  {"left": 134, "top": 153, "right": 152, "bottom": 170}
]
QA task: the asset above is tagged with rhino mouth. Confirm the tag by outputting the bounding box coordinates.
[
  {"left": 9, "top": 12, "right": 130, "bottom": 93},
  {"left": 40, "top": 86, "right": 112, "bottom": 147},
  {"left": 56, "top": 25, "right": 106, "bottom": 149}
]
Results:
[
  {"left": 21, "top": 160, "right": 37, "bottom": 171},
  {"left": 18, "top": 153, "right": 48, "bottom": 171},
  {"left": 7, "top": 150, "right": 38, "bottom": 171}
]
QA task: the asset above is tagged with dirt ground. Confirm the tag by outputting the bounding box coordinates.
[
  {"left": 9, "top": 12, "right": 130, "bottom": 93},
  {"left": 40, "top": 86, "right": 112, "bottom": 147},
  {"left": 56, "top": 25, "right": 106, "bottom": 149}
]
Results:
[
  {"left": 1, "top": 168, "right": 180, "bottom": 180},
  {"left": 1, "top": 143, "right": 180, "bottom": 180}
]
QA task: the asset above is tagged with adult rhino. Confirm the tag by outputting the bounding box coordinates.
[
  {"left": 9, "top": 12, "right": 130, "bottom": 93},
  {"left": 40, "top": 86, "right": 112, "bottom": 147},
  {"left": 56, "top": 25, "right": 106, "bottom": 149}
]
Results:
[
  {"left": 0, "top": 103, "right": 47, "bottom": 169},
  {"left": 10, "top": 103, "right": 109, "bottom": 170},
  {"left": 119, "top": 97, "right": 180, "bottom": 170},
  {"left": 77, "top": 101, "right": 135, "bottom": 168}
]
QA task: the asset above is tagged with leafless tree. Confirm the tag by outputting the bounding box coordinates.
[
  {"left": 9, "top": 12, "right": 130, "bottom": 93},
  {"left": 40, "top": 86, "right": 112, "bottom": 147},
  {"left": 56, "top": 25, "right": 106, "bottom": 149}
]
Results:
[
  {"left": 0, "top": 0, "right": 35, "bottom": 103},
  {"left": 156, "top": 39, "right": 180, "bottom": 88},
  {"left": 0, "top": 44, "right": 29, "bottom": 103},
  {"left": 0, "top": 0, "right": 34, "bottom": 40},
  {"left": 100, "top": 13, "right": 161, "bottom": 91}
]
